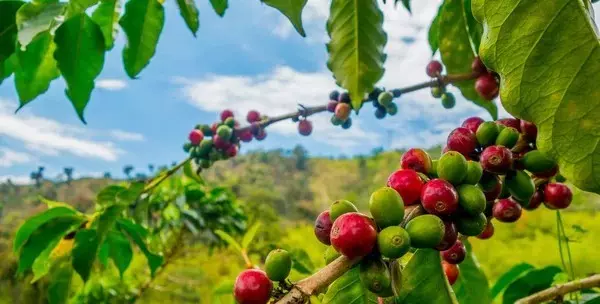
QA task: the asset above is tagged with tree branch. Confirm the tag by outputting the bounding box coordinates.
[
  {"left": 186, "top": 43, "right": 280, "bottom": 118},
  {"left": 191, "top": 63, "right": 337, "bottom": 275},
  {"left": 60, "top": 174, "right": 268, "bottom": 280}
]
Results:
[
  {"left": 276, "top": 205, "right": 422, "bottom": 304},
  {"left": 235, "top": 72, "right": 478, "bottom": 133},
  {"left": 515, "top": 274, "right": 600, "bottom": 304}
]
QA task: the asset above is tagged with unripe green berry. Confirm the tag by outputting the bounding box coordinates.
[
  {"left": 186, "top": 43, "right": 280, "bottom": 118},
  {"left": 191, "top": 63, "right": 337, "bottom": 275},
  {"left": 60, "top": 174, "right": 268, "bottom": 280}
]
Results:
[
  {"left": 455, "top": 212, "right": 487, "bottom": 236},
  {"left": 200, "top": 124, "right": 213, "bottom": 136},
  {"left": 476, "top": 121, "right": 499, "bottom": 147},
  {"left": 405, "top": 214, "right": 445, "bottom": 248},
  {"left": 378, "top": 91, "right": 394, "bottom": 106},
  {"left": 457, "top": 184, "right": 486, "bottom": 215},
  {"left": 183, "top": 142, "right": 192, "bottom": 153},
  {"left": 209, "top": 150, "right": 220, "bottom": 161},
  {"left": 464, "top": 161, "right": 483, "bottom": 185},
  {"left": 331, "top": 115, "right": 343, "bottom": 126},
  {"left": 505, "top": 170, "right": 535, "bottom": 204},
  {"left": 441, "top": 93, "right": 456, "bottom": 109},
  {"left": 330, "top": 200, "right": 358, "bottom": 222},
  {"left": 386, "top": 103, "right": 398, "bottom": 116},
  {"left": 369, "top": 187, "right": 405, "bottom": 228},
  {"left": 200, "top": 159, "right": 211, "bottom": 169},
  {"left": 359, "top": 257, "right": 393, "bottom": 297},
  {"left": 216, "top": 125, "right": 233, "bottom": 141},
  {"left": 224, "top": 117, "right": 236, "bottom": 128},
  {"left": 377, "top": 226, "right": 411, "bottom": 259},
  {"left": 437, "top": 151, "right": 468, "bottom": 185},
  {"left": 431, "top": 86, "right": 444, "bottom": 98},
  {"left": 522, "top": 150, "right": 557, "bottom": 174},
  {"left": 430, "top": 159, "right": 439, "bottom": 178},
  {"left": 198, "top": 139, "right": 213, "bottom": 157},
  {"left": 495, "top": 127, "right": 520, "bottom": 148},
  {"left": 264, "top": 249, "right": 292, "bottom": 281}
]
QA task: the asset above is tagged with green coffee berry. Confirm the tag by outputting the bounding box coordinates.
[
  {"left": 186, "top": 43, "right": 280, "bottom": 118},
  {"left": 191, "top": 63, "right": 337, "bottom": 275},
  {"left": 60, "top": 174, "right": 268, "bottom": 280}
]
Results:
[
  {"left": 457, "top": 184, "right": 486, "bottom": 215},
  {"left": 330, "top": 200, "right": 358, "bottom": 222},
  {"left": 264, "top": 249, "right": 292, "bottom": 281},
  {"left": 437, "top": 151, "right": 468, "bottom": 185},
  {"left": 377, "top": 226, "right": 411, "bottom": 259},
  {"left": 464, "top": 161, "right": 483, "bottom": 185},
  {"left": 369, "top": 187, "right": 405, "bottom": 228},
  {"left": 405, "top": 214, "right": 445, "bottom": 248},
  {"left": 495, "top": 127, "right": 519, "bottom": 148},
  {"left": 476, "top": 121, "right": 499, "bottom": 147}
]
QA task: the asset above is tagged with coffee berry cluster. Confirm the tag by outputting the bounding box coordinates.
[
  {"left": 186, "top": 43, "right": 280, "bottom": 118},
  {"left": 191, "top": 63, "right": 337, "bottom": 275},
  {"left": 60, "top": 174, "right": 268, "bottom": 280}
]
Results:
[
  {"left": 426, "top": 57, "right": 500, "bottom": 108},
  {"left": 326, "top": 87, "right": 401, "bottom": 129}
]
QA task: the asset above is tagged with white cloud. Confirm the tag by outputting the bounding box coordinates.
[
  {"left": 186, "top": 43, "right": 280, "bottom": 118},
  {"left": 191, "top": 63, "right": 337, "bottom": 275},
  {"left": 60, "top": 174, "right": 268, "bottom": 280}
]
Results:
[
  {"left": 0, "top": 174, "right": 31, "bottom": 185},
  {"left": 97, "top": 79, "right": 128, "bottom": 91},
  {"left": 0, "top": 99, "right": 123, "bottom": 161},
  {"left": 0, "top": 148, "right": 33, "bottom": 167},
  {"left": 110, "top": 130, "right": 145, "bottom": 142}
]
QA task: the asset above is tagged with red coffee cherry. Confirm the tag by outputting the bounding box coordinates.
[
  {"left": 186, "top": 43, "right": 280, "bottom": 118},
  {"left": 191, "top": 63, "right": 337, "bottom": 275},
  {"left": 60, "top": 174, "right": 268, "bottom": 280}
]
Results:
[
  {"left": 471, "top": 57, "right": 487, "bottom": 75},
  {"left": 496, "top": 118, "right": 521, "bottom": 131},
  {"left": 525, "top": 190, "right": 544, "bottom": 210},
  {"left": 420, "top": 179, "right": 459, "bottom": 216},
  {"left": 330, "top": 212, "right": 378, "bottom": 259},
  {"left": 443, "top": 262, "right": 460, "bottom": 285},
  {"left": 426, "top": 60, "right": 443, "bottom": 77},
  {"left": 480, "top": 145, "right": 513, "bottom": 174},
  {"left": 314, "top": 211, "right": 333, "bottom": 245},
  {"left": 543, "top": 183, "right": 572, "bottom": 210},
  {"left": 493, "top": 198, "right": 522, "bottom": 223},
  {"left": 401, "top": 148, "right": 433, "bottom": 174},
  {"left": 475, "top": 73, "right": 499, "bottom": 100},
  {"left": 298, "top": 120, "right": 313, "bottom": 136},
  {"left": 188, "top": 129, "right": 204, "bottom": 146},
  {"left": 477, "top": 220, "right": 494, "bottom": 239},
  {"left": 447, "top": 127, "right": 478, "bottom": 157},
  {"left": 461, "top": 117, "right": 485, "bottom": 134},
  {"left": 435, "top": 221, "right": 458, "bottom": 251},
  {"left": 247, "top": 110, "right": 261, "bottom": 123},
  {"left": 442, "top": 240, "right": 466, "bottom": 264},
  {"left": 221, "top": 109, "right": 234, "bottom": 122},
  {"left": 520, "top": 120, "right": 538, "bottom": 142},
  {"left": 387, "top": 169, "right": 424, "bottom": 205}
]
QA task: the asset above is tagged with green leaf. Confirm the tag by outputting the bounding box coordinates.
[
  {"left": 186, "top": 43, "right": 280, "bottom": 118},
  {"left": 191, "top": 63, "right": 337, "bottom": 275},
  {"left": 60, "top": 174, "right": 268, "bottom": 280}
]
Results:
[
  {"left": 0, "top": 1, "right": 24, "bottom": 64},
  {"left": 502, "top": 266, "right": 562, "bottom": 304},
  {"left": 30, "top": 237, "right": 62, "bottom": 283},
  {"left": 16, "top": 2, "right": 66, "bottom": 47},
  {"left": 47, "top": 256, "right": 73, "bottom": 304},
  {"left": 438, "top": 0, "right": 497, "bottom": 119},
  {"left": 326, "top": 0, "right": 387, "bottom": 111},
  {"left": 452, "top": 240, "right": 491, "bottom": 304},
  {"left": 175, "top": 0, "right": 199, "bottom": 36},
  {"left": 241, "top": 222, "right": 261, "bottom": 250},
  {"left": 14, "top": 207, "right": 79, "bottom": 254},
  {"left": 54, "top": 13, "right": 106, "bottom": 123},
  {"left": 473, "top": 0, "right": 600, "bottom": 193},
  {"left": 39, "top": 196, "right": 77, "bottom": 210},
  {"left": 0, "top": 53, "right": 16, "bottom": 85},
  {"left": 183, "top": 160, "right": 204, "bottom": 184},
  {"left": 213, "top": 280, "right": 234, "bottom": 295},
  {"left": 97, "top": 185, "right": 127, "bottom": 205},
  {"left": 92, "top": 0, "right": 122, "bottom": 50},
  {"left": 120, "top": 0, "right": 165, "bottom": 78},
  {"left": 106, "top": 230, "right": 133, "bottom": 277},
  {"left": 117, "top": 218, "right": 163, "bottom": 276},
  {"left": 209, "top": 0, "right": 227, "bottom": 17},
  {"left": 490, "top": 263, "right": 534, "bottom": 300},
  {"left": 72, "top": 228, "right": 100, "bottom": 281},
  {"left": 14, "top": 31, "right": 60, "bottom": 106},
  {"left": 66, "top": 0, "right": 100, "bottom": 17},
  {"left": 322, "top": 267, "right": 377, "bottom": 304},
  {"left": 261, "top": 0, "right": 307, "bottom": 37},
  {"left": 214, "top": 229, "right": 242, "bottom": 253},
  {"left": 395, "top": 0, "right": 410, "bottom": 13},
  {"left": 396, "top": 249, "right": 458, "bottom": 304},
  {"left": 289, "top": 248, "right": 314, "bottom": 274},
  {"left": 17, "top": 215, "right": 86, "bottom": 274},
  {"left": 428, "top": 4, "right": 442, "bottom": 55},
  {"left": 463, "top": 0, "right": 482, "bottom": 52}
]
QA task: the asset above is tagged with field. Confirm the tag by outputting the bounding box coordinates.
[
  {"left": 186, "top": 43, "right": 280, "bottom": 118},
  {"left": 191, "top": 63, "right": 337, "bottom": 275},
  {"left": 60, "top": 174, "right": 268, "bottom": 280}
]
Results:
[{"left": 1, "top": 147, "right": 599, "bottom": 303}]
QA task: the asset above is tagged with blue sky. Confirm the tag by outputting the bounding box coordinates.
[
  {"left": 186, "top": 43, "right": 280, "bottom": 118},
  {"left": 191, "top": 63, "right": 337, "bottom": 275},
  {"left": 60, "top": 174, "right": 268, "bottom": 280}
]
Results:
[{"left": 1, "top": 0, "right": 597, "bottom": 183}]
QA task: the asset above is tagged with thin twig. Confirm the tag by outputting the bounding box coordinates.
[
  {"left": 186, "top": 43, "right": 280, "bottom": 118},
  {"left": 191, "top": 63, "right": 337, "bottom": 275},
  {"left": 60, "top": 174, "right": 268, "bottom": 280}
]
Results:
[
  {"left": 142, "top": 158, "right": 191, "bottom": 194},
  {"left": 515, "top": 274, "right": 600, "bottom": 304}
]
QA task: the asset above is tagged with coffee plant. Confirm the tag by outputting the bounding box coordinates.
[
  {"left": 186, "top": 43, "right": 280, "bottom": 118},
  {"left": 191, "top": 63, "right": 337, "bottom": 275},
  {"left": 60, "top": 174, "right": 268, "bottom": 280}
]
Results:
[{"left": 2, "top": 0, "right": 600, "bottom": 303}]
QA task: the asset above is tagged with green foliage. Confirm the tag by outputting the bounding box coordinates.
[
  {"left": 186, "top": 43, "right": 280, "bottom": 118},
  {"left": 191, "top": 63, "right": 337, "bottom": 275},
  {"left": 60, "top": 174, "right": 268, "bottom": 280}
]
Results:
[
  {"left": 72, "top": 228, "right": 100, "bottom": 281},
  {"left": 13, "top": 207, "right": 80, "bottom": 254},
  {"left": 98, "top": 230, "right": 133, "bottom": 277},
  {"left": 174, "top": 0, "right": 199, "bottom": 36},
  {"left": 54, "top": 13, "right": 106, "bottom": 123},
  {"left": 452, "top": 239, "right": 491, "bottom": 304},
  {"left": 120, "top": 0, "right": 165, "bottom": 78},
  {"left": 436, "top": 0, "right": 497, "bottom": 119},
  {"left": 47, "top": 256, "right": 73, "bottom": 304},
  {"left": 502, "top": 266, "right": 562, "bottom": 304},
  {"left": 209, "top": 0, "right": 228, "bottom": 17},
  {"left": 262, "top": 0, "right": 308, "bottom": 37},
  {"left": 490, "top": 263, "right": 534, "bottom": 300},
  {"left": 473, "top": 0, "right": 600, "bottom": 194},
  {"left": 15, "top": 2, "right": 66, "bottom": 47},
  {"left": 116, "top": 218, "right": 163, "bottom": 276},
  {"left": 0, "top": 1, "right": 23, "bottom": 64},
  {"left": 396, "top": 249, "right": 457, "bottom": 303},
  {"left": 322, "top": 267, "right": 377, "bottom": 304},
  {"left": 91, "top": 0, "right": 122, "bottom": 49},
  {"left": 326, "top": 0, "right": 387, "bottom": 111},
  {"left": 241, "top": 222, "right": 262, "bottom": 249}
]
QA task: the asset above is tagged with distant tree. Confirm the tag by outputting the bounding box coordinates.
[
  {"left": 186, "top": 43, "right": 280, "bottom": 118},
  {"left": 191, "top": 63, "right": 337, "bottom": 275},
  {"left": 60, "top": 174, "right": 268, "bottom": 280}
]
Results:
[
  {"left": 371, "top": 147, "right": 384, "bottom": 157},
  {"left": 292, "top": 145, "right": 309, "bottom": 170},
  {"left": 148, "top": 164, "right": 155, "bottom": 173},
  {"left": 135, "top": 173, "right": 147, "bottom": 180},
  {"left": 123, "top": 165, "right": 134, "bottom": 179},
  {"left": 103, "top": 172, "right": 112, "bottom": 179},
  {"left": 30, "top": 166, "right": 44, "bottom": 188},
  {"left": 64, "top": 167, "right": 74, "bottom": 184}
]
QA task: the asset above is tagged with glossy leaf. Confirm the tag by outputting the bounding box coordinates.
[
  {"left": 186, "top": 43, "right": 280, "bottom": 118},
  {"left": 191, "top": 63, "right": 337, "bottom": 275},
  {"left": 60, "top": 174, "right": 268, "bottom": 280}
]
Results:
[
  {"left": 502, "top": 266, "right": 562, "bottom": 304},
  {"left": 0, "top": 54, "right": 16, "bottom": 85},
  {"left": 490, "top": 263, "right": 534, "bottom": 300},
  {"left": 97, "top": 185, "right": 127, "bottom": 205},
  {"left": 14, "top": 31, "right": 60, "bottom": 106},
  {"left": 0, "top": 1, "right": 24, "bottom": 64},
  {"left": 241, "top": 222, "right": 261, "bottom": 249},
  {"left": 473, "top": 0, "right": 600, "bottom": 193},
  {"left": 66, "top": 0, "right": 100, "bottom": 16},
  {"left": 39, "top": 196, "right": 78, "bottom": 210},
  {"left": 16, "top": 2, "right": 66, "bottom": 47},
  {"left": 326, "top": 0, "right": 387, "bottom": 111},
  {"left": 92, "top": 0, "right": 122, "bottom": 49},
  {"left": 262, "top": 0, "right": 307, "bottom": 37},
  {"left": 183, "top": 160, "right": 204, "bottom": 184},
  {"left": 106, "top": 230, "right": 133, "bottom": 277},
  {"left": 47, "top": 256, "right": 73, "bottom": 304},
  {"left": 438, "top": 0, "right": 497, "bottom": 119},
  {"left": 117, "top": 218, "right": 163, "bottom": 275},
  {"left": 72, "top": 229, "right": 100, "bottom": 281},
  {"left": 30, "top": 237, "right": 62, "bottom": 283},
  {"left": 175, "top": 0, "right": 199, "bottom": 35},
  {"left": 120, "top": 0, "right": 165, "bottom": 78},
  {"left": 428, "top": 4, "right": 442, "bottom": 55},
  {"left": 463, "top": 0, "right": 482, "bottom": 51},
  {"left": 396, "top": 249, "right": 458, "bottom": 304},
  {"left": 54, "top": 13, "right": 106, "bottom": 123},
  {"left": 209, "top": 0, "right": 227, "bottom": 17},
  {"left": 452, "top": 239, "right": 491, "bottom": 304},
  {"left": 17, "top": 215, "right": 85, "bottom": 274},
  {"left": 289, "top": 248, "right": 314, "bottom": 274},
  {"left": 13, "top": 206, "right": 79, "bottom": 254},
  {"left": 322, "top": 267, "right": 377, "bottom": 304},
  {"left": 215, "top": 229, "right": 242, "bottom": 253}
]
